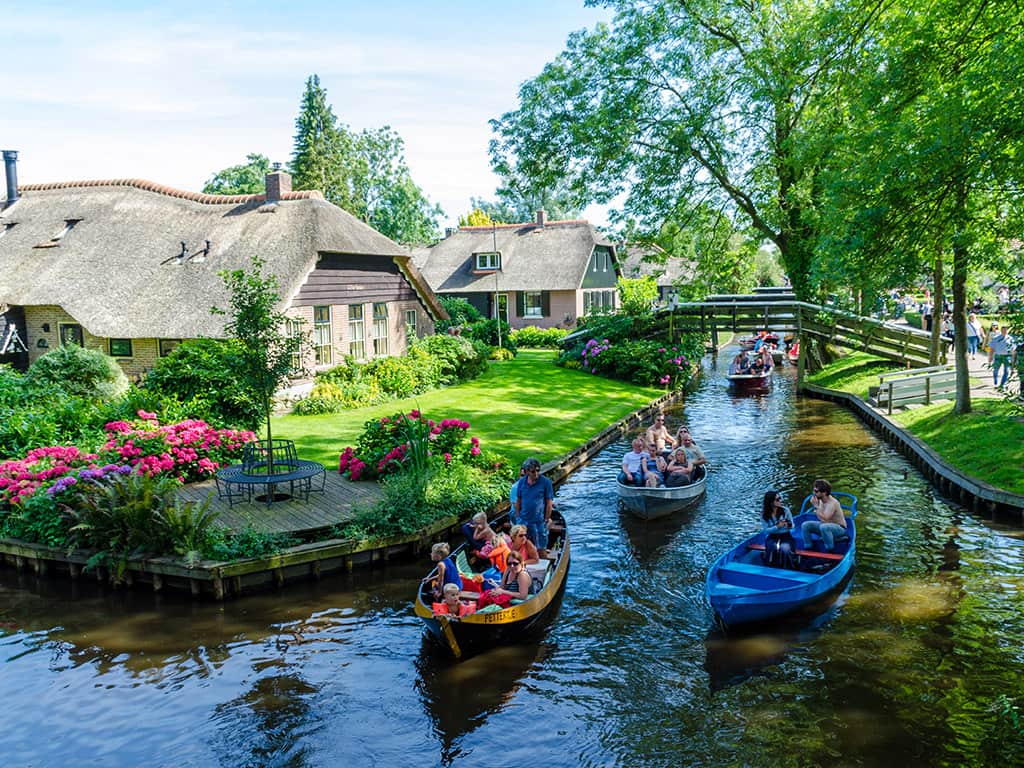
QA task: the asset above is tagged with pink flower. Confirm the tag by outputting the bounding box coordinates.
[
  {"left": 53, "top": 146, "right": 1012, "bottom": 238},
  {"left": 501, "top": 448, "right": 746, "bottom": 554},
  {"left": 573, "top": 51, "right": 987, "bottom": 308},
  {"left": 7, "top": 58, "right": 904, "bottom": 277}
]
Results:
[
  {"left": 660, "top": 375, "right": 671, "bottom": 385},
  {"left": 470, "top": 446, "right": 481, "bottom": 457},
  {"left": 410, "top": 409, "right": 421, "bottom": 419},
  {"left": 137, "top": 410, "right": 158, "bottom": 421},
  {"left": 444, "top": 452, "right": 452, "bottom": 464}
]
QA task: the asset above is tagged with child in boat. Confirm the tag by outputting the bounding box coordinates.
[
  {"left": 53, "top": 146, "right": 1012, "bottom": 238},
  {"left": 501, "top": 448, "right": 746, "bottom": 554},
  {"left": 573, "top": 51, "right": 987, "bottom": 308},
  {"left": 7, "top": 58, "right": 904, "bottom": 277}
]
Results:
[
  {"left": 432, "top": 583, "right": 476, "bottom": 617},
  {"left": 425, "top": 542, "right": 461, "bottom": 600}
]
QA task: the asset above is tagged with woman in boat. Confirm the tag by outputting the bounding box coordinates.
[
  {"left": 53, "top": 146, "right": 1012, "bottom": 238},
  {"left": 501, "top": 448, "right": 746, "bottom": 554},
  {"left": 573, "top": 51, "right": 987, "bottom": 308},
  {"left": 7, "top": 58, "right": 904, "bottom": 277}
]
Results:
[
  {"left": 729, "top": 351, "right": 751, "bottom": 375},
  {"left": 664, "top": 446, "right": 693, "bottom": 487},
  {"left": 476, "top": 552, "right": 532, "bottom": 609},
  {"left": 508, "top": 524, "right": 540, "bottom": 564},
  {"left": 760, "top": 490, "right": 797, "bottom": 567},
  {"left": 644, "top": 441, "right": 667, "bottom": 487}
]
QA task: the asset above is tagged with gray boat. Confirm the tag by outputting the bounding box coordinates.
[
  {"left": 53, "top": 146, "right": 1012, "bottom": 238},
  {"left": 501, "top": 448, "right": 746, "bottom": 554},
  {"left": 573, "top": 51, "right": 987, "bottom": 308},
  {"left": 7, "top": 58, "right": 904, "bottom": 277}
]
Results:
[{"left": 617, "top": 465, "right": 707, "bottom": 520}]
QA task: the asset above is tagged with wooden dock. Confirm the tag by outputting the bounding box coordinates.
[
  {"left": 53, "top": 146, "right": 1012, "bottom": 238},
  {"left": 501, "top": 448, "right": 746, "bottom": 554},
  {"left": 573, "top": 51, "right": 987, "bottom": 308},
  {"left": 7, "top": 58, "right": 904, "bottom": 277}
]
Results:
[{"left": 176, "top": 470, "right": 384, "bottom": 536}]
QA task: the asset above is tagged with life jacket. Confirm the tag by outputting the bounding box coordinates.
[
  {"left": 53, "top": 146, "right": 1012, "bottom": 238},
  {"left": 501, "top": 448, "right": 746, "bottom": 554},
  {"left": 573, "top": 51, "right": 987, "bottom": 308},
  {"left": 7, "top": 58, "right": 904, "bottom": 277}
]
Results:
[
  {"left": 486, "top": 537, "right": 510, "bottom": 572},
  {"left": 432, "top": 601, "right": 476, "bottom": 617}
]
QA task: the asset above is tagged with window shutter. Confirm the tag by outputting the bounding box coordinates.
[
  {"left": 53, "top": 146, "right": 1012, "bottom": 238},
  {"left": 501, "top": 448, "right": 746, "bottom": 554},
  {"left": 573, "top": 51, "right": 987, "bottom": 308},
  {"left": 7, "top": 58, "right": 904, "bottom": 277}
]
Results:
[
  {"left": 516, "top": 291, "right": 525, "bottom": 317},
  {"left": 541, "top": 291, "right": 550, "bottom": 317}
]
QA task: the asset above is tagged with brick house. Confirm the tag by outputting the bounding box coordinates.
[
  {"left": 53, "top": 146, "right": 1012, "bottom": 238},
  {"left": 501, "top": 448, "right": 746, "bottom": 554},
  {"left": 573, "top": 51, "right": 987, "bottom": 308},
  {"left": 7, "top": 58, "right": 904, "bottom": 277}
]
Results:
[
  {"left": 412, "top": 211, "right": 620, "bottom": 329},
  {"left": 0, "top": 152, "right": 446, "bottom": 380}
]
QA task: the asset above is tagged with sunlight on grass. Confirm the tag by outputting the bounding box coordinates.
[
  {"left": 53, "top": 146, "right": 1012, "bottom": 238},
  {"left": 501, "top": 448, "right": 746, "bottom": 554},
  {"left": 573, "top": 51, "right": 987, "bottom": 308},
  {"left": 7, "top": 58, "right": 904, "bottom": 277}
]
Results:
[
  {"left": 273, "top": 349, "right": 665, "bottom": 467},
  {"left": 805, "top": 351, "right": 902, "bottom": 398}
]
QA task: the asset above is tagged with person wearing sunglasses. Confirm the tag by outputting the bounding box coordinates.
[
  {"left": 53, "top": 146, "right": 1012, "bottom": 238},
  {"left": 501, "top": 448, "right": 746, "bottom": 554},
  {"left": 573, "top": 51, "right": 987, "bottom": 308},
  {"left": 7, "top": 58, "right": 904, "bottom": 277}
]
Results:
[
  {"left": 514, "top": 457, "right": 554, "bottom": 558},
  {"left": 476, "top": 553, "right": 532, "bottom": 609},
  {"left": 508, "top": 524, "right": 539, "bottom": 564},
  {"left": 800, "top": 479, "right": 847, "bottom": 552},
  {"left": 644, "top": 412, "right": 676, "bottom": 455}
]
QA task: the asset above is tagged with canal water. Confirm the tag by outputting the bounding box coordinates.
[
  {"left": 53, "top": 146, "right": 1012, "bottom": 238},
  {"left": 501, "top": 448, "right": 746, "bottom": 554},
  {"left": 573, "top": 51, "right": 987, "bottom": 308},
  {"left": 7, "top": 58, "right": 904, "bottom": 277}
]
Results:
[{"left": 2, "top": 350, "right": 1023, "bottom": 767}]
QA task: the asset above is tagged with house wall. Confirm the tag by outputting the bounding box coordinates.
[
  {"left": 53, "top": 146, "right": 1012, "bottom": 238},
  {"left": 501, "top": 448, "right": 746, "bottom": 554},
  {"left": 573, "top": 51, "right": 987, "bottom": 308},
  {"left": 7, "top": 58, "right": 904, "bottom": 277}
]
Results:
[
  {"left": 510, "top": 290, "right": 578, "bottom": 329},
  {"left": 580, "top": 246, "right": 618, "bottom": 289},
  {"left": 24, "top": 305, "right": 171, "bottom": 381}
]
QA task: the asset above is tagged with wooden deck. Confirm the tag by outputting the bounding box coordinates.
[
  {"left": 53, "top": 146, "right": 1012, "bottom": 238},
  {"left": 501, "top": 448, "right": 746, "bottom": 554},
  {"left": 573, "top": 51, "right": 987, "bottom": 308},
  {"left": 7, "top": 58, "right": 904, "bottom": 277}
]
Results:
[{"left": 176, "top": 469, "right": 384, "bottom": 536}]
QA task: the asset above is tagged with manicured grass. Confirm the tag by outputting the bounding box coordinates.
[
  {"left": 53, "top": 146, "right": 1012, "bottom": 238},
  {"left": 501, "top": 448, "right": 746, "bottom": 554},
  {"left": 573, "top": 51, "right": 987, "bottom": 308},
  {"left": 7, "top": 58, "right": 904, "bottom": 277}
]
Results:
[
  {"left": 805, "top": 352, "right": 902, "bottom": 399},
  {"left": 892, "top": 400, "right": 1024, "bottom": 494},
  {"left": 273, "top": 349, "right": 665, "bottom": 468}
]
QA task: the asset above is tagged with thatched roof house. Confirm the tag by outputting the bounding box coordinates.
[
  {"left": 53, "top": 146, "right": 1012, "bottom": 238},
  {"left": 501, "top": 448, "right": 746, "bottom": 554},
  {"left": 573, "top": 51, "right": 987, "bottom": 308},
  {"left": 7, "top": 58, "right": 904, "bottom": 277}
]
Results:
[
  {"left": 618, "top": 242, "right": 697, "bottom": 303},
  {"left": 0, "top": 155, "right": 445, "bottom": 378},
  {"left": 413, "top": 211, "right": 620, "bottom": 329}
]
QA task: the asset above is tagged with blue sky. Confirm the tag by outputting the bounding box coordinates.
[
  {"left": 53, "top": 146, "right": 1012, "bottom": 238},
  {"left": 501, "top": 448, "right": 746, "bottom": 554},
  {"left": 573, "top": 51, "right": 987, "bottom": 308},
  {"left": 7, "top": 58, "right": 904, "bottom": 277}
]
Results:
[{"left": 3, "top": 1, "right": 611, "bottom": 227}]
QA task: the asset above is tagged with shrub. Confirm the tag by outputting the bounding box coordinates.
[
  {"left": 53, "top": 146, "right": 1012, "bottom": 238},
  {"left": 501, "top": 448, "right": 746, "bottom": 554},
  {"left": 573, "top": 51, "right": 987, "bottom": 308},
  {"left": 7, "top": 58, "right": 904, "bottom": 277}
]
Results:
[
  {"left": 155, "top": 496, "right": 218, "bottom": 565},
  {"left": 509, "top": 326, "right": 569, "bottom": 348},
  {"left": 415, "top": 334, "right": 488, "bottom": 384},
  {"left": 361, "top": 355, "right": 424, "bottom": 397},
  {"left": 0, "top": 490, "right": 69, "bottom": 546},
  {"left": 204, "top": 528, "right": 299, "bottom": 561},
  {"left": 462, "top": 318, "right": 517, "bottom": 353},
  {"left": 27, "top": 345, "right": 129, "bottom": 402},
  {"left": 490, "top": 347, "right": 515, "bottom": 361},
  {"left": 144, "top": 338, "right": 262, "bottom": 429},
  {"left": 437, "top": 296, "right": 483, "bottom": 330}
]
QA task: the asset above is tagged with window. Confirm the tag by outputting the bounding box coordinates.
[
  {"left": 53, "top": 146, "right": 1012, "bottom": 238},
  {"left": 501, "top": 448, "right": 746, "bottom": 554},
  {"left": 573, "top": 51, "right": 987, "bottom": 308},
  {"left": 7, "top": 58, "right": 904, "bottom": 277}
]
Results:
[
  {"left": 524, "top": 291, "right": 544, "bottom": 318},
  {"left": 348, "top": 304, "right": 365, "bottom": 360},
  {"left": 59, "top": 323, "right": 83, "bottom": 347},
  {"left": 593, "top": 250, "right": 611, "bottom": 272},
  {"left": 159, "top": 339, "right": 181, "bottom": 357},
  {"left": 372, "top": 303, "right": 389, "bottom": 356},
  {"left": 405, "top": 309, "right": 418, "bottom": 337},
  {"left": 285, "top": 318, "right": 303, "bottom": 372},
  {"left": 475, "top": 251, "right": 501, "bottom": 271},
  {"left": 109, "top": 338, "right": 133, "bottom": 358},
  {"left": 313, "top": 306, "right": 333, "bottom": 366}
]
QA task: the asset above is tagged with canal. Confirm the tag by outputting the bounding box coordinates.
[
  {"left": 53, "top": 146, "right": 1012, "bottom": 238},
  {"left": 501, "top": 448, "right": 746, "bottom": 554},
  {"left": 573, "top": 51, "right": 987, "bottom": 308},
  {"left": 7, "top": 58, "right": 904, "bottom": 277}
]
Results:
[{"left": 1, "top": 349, "right": 1023, "bottom": 767}]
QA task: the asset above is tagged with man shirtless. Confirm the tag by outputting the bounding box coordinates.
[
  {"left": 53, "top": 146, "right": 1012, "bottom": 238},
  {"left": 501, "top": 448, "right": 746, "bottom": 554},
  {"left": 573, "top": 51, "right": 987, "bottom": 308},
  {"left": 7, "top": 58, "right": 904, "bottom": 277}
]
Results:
[
  {"left": 800, "top": 479, "right": 847, "bottom": 552},
  {"left": 644, "top": 413, "right": 675, "bottom": 454}
]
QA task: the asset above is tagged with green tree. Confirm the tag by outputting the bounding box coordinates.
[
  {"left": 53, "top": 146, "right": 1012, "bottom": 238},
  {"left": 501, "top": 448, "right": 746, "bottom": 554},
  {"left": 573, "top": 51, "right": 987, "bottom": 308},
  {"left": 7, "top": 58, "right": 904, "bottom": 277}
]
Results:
[
  {"left": 617, "top": 276, "right": 658, "bottom": 315},
  {"left": 202, "top": 153, "right": 273, "bottom": 196},
  {"left": 489, "top": 1, "right": 876, "bottom": 299},
  {"left": 213, "top": 257, "right": 307, "bottom": 465},
  {"left": 819, "top": 0, "right": 1024, "bottom": 413},
  {"left": 459, "top": 208, "right": 496, "bottom": 227},
  {"left": 290, "top": 76, "right": 441, "bottom": 243}
]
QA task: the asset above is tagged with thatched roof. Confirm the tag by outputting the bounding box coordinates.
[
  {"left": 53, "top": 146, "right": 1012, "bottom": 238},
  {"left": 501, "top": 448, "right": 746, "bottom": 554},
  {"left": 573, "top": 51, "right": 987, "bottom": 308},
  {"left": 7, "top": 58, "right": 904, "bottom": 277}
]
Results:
[
  {"left": 0, "top": 179, "right": 444, "bottom": 338},
  {"left": 618, "top": 242, "right": 696, "bottom": 287},
  {"left": 416, "top": 219, "right": 615, "bottom": 293}
]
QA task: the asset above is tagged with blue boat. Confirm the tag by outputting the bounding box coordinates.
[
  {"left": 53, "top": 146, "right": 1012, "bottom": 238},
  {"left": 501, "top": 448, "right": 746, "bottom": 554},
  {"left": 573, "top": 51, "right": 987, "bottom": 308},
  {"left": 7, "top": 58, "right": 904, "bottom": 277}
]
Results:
[{"left": 706, "top": 493, "right": 858, "bottom": 627}]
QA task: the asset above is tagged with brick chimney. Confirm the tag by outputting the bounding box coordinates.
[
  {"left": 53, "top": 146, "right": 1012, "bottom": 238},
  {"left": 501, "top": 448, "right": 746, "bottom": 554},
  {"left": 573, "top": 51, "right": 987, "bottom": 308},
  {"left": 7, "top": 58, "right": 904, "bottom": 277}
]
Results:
[
  {"left": 265, "top": 167, "right": 292, "bottom": 202},
  {"left": 535, "top": 209, "right": 547, "bottom": 228}
]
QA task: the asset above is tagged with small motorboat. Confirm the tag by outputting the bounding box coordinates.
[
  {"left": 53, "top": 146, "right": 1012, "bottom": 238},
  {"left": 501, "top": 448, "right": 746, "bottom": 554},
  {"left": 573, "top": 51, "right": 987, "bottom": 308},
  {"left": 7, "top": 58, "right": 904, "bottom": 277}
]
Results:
[
  {"left": 414, "top": 510, "right": 570, "bottom": 660},
  {"left": 727, "top": 353, "right": 773, "bottom": 390},
  {"left": 706, "top": 493, "right": 858, "bottom": 627},
  {"left": 786, "top": 340, "right": 800, "bottom": 365},
  {"left": 617, "top": 464, "right": 707, "bottom": 520},
  {"left": 738, "top": 332, "right": 780, "bottom": 352}
]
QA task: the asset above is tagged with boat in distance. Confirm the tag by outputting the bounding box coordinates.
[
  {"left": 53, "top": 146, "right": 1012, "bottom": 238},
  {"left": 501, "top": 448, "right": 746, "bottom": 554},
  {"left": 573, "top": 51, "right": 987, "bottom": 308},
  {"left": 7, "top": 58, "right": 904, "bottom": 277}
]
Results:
[
  {"left": 414, "top": 510, "right": 569, "bottom": 660},
  {"left": 706, "top": 493, "right": 858, "bottom": 627},
  {"left": 617, "top": 464, "right": 707, "bottom": 520}
]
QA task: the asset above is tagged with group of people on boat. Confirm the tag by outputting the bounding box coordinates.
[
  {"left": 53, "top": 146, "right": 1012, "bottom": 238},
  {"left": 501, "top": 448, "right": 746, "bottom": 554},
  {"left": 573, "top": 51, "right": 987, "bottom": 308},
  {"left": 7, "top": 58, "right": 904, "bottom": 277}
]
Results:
[
  {"left": 618, "top": 413, "right": 707, "bottom": 488},
  {"left": 759, "top": 479, "right": 848, "bottom": 568},
  {"left": 729, "top": 346, "right": 774, "bottom": 376},
  {"left": 428, "top": 456, "right": 561, "bottom": 617}
]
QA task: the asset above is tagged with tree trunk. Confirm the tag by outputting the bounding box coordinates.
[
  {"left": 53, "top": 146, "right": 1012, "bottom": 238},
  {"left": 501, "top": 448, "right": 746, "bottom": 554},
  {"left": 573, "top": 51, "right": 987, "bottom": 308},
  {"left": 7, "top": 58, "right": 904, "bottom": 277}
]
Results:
[
  {"left": 952, "top": 183, "right": 971, "bottom": 414},
  {"left": 930, "top": 256, "right": 943, "bottom": 365}
]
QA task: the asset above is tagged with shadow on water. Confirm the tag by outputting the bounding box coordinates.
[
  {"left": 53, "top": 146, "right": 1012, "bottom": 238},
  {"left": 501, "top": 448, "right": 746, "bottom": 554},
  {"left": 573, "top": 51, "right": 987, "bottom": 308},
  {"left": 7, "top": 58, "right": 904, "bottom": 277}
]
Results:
[{"left": 703, "top": 574, "right": 854, "bottom": 692}]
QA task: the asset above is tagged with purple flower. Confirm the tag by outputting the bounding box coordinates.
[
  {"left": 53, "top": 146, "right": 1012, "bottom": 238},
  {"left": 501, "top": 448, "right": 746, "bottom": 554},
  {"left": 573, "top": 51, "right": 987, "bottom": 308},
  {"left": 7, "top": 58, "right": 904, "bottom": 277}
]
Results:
[{"left": 117, "top": 465, "right": 133, "bottom": 475}]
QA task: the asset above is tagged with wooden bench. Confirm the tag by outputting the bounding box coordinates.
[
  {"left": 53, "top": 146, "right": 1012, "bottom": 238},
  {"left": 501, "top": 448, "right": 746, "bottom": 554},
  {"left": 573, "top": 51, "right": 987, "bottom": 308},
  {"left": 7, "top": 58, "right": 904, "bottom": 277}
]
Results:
[
  {"left": 747, "top": 543, "right": 844, "bottom": 562},
  {"left": 869, "top": 365, "right": 957, "bottom": 414}
]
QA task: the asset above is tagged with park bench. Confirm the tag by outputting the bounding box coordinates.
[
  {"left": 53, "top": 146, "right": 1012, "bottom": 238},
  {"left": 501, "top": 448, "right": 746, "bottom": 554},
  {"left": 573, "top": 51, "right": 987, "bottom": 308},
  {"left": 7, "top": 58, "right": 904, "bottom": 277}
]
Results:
[{"left": 868, "top": 364, "right": 956, "bottom": 414}]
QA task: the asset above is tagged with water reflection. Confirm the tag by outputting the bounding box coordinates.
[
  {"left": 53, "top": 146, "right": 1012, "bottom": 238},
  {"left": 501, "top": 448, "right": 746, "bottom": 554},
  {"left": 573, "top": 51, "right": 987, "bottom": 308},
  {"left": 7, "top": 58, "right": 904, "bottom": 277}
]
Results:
[{"left": 1, "top": 348, "right": 1024, "bottom": 766}]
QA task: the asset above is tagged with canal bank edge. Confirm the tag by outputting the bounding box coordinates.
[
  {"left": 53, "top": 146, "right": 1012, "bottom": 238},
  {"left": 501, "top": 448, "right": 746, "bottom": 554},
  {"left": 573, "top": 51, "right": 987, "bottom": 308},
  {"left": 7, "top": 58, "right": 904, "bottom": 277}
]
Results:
[
  {"left": 0, "top": 386, "right": 692, "bottom": 599},
  {"left": 800, "top": 383, "right": 1024, "bottom": 523}
]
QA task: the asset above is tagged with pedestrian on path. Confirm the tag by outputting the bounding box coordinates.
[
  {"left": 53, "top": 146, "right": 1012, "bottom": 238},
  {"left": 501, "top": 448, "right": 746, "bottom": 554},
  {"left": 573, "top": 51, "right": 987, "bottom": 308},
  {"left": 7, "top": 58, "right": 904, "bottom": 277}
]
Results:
[
  {"left": 966, "top": 313, "right": 983, "bottom": 359},
  {"left": 987, "top": 324, "right": 1016, "bottom": 388}
]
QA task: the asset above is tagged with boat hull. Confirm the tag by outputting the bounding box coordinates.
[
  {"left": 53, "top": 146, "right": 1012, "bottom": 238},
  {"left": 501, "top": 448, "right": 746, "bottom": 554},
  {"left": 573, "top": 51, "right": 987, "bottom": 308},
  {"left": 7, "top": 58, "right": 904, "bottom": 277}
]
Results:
[
  {"left": 706, "top": 494, "right": 858, "bottom": 627},
  {"left": 414, "top": 514, "right": 570, "bottom": 660},
  {"left": 617, "top": 467, "right": 707, "bottom": 520},
  {"left": 726, "top": 371, "right": 772, "bottom": 389}
]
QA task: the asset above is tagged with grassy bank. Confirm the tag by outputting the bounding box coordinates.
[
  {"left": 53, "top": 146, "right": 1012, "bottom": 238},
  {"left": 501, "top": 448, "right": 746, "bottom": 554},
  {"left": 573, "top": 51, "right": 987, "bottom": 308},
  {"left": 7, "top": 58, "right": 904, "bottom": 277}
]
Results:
[
  {"left": 807, "top": 353, "right": 1024, "bottom": 494},
  {"left": 274, "top": 349, "right": 665, "bottom": 468}
]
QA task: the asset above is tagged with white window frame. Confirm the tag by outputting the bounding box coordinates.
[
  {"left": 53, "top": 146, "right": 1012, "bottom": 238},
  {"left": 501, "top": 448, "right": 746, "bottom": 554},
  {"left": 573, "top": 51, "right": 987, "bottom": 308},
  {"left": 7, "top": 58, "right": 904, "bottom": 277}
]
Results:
[
  {"left": 405, "top": 308, "right": 418, "bottom": 336},
  {"left": 524, "top": 291, "right": 544, "bottom": 318},
  {"left": 285, "top": 318, "right": 303, "bottom": 373},
  {"left": 313, "top": 306, "right": 333, "bottom": 366},
  {"left": 372, "top": 302, "right": 389, "bottom": 356},
  {"left": 348, "top": 304, "right": 365, "bottom": 360},
  {"left": 475, "top": 251, "right": 501, "bottom": 270}
]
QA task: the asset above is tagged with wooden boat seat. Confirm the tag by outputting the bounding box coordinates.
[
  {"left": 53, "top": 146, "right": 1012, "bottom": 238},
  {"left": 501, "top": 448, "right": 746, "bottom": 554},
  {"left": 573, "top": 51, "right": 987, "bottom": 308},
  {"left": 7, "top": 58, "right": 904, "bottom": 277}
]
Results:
[
  {"left": 747, "top": 543, "right": 844, "bottom": 562},
  {"left": 717, "top": 561, "right": 820, "bottom": 589}
]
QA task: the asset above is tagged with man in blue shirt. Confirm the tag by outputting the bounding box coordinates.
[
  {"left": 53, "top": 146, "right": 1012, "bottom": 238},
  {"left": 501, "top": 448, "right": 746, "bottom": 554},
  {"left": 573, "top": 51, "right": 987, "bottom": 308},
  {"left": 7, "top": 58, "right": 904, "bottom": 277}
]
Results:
[{"left": 514, "top": 457, "right": 554, "bottom": 558}]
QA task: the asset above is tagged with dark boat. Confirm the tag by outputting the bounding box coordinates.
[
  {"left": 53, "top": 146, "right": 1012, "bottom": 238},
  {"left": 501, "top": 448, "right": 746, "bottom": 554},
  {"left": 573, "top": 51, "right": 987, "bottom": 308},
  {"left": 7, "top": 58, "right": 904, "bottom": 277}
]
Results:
[
  {"left": 414, "top": 511, "right": 570, "bottom": 660},
  {"left": 706, "top": 493, "right": 858, "bottom": 627}
]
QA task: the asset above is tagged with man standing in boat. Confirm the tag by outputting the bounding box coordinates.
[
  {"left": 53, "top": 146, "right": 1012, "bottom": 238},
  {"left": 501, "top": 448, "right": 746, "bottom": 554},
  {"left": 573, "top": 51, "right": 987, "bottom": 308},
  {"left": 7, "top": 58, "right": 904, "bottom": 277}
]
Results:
[
  {"left": 645, "top": 413, "right": 676, "bottom": 455},
  {"left": 800, "top": 479, "right": 847, "bottom": 552},
  {"left": 515, "top": 457, "right": 554, "bottom": 559}
]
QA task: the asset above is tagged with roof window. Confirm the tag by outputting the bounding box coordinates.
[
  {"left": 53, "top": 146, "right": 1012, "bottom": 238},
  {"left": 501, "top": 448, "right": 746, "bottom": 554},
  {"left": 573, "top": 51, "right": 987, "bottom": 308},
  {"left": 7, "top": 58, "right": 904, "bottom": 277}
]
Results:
[{"left": 474, "top": 251, "right": 501, "bottom": 271}]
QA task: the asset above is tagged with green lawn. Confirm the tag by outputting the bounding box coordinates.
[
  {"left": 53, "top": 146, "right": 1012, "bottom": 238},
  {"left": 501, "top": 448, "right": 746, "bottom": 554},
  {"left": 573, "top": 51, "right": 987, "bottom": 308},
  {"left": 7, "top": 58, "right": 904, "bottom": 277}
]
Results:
[
  {"left": 892, "top": 400, "right": 1024, "bottom": 494},
  {"left": 808, "top": 352, "right": 1024, "bottom": 495},
  {"left": 273, "top": 349, "right": 665, "bottom": 468},
  {"left": 805, "top": 351, "right": 902, "bottom": 399}
]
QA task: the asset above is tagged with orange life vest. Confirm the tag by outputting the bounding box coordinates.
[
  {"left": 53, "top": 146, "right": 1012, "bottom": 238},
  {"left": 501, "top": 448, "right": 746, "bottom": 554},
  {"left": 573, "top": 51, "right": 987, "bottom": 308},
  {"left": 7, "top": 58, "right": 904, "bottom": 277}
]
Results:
[{"left": 432, "top": 601, "right": 476, "bottom": 617}]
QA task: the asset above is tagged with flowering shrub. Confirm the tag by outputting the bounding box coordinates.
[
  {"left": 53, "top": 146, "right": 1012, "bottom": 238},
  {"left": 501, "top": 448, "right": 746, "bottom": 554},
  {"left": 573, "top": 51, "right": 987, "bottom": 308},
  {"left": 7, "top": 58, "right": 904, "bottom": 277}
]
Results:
[
  {"left": 99, "top": 413, "right": 255, "bottom": 482},
  {"left": 338, "top": 409, "right": 481, "bottom": 482},
  {"left": 570, "top": 338, "right": 695, "bottom": 388},
  {"left": 0, "top": 445, "right": 99, "bottom": 508}
]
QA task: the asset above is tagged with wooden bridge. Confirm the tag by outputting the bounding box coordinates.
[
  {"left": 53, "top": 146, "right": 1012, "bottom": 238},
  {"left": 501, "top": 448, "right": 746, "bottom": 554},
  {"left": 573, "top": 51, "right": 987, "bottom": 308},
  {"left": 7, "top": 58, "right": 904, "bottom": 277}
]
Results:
[{"left": 661, "top": 287, "right": 949, "bottom": 369}]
